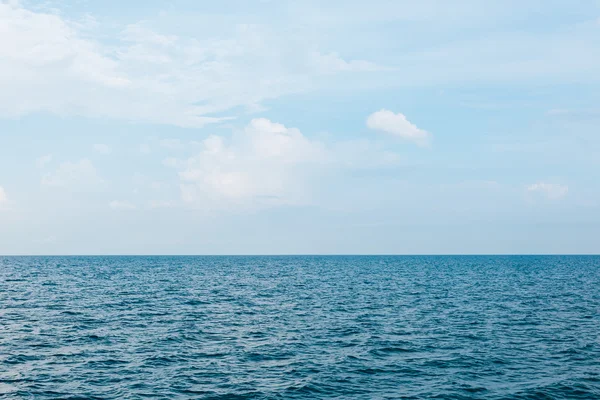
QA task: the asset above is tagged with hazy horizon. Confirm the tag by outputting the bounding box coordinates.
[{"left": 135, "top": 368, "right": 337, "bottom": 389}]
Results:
[{"left": 2, "top": 254, "right": 599, "bottom": 257}]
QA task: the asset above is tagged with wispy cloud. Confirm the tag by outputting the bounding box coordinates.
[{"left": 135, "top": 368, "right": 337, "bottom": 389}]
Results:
[
  {"left": 527, "top": 182, "right": 569, "bottom": 200},
  {"left": 36, "top": 154, "right": 53, "bottom": 169},
  {"left": 159, "top": 139, "right": 183, "bottom": 150},
  {"left": 0, "top": 3, "right": 383, "bottom": 128},
  {"left": 93, "top": 144, "right": 112, "bottom": 155},
  {"left": 41, "top": 159, "right": 104, "bottom": 190},
  {"left": 109, "top": 200, "right": 137, "bottom": 210},
  {"left": 0, "top": 185, "right": 8, "bottom": 206}
]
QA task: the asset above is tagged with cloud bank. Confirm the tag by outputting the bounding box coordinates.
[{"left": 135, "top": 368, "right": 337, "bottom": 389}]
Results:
[
  {"left": 0, "top": 2, "right": 382, "bottom": 128},
  {"left": 170, "top": 118, "right": 400, "bottom": 210}
]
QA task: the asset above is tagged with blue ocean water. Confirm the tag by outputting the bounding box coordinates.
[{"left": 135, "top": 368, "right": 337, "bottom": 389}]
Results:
[{"left": 1, "top": 256, "right": 599, "bottom": 399}]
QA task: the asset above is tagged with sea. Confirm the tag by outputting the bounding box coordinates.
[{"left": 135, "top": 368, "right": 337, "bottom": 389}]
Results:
[{"left": 1, "top": 255, "right": 599, "bottom": 399}]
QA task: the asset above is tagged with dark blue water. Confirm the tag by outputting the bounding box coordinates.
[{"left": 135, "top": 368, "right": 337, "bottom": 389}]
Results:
[{"left": 1, "top": 256, "right": 599, "bottom": 399}]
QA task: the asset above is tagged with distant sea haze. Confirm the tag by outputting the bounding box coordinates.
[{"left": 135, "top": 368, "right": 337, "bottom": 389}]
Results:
[{"left": 1, "top": 255, "right": 599, "bottom": 399}]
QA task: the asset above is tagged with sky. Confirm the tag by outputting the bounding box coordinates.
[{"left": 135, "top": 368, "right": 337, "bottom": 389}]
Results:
[{"left": 1, "top": 0, "right": 599, "bottom": 255}]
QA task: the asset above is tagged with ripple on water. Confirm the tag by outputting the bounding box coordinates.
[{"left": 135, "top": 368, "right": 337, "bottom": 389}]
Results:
[{"left": 0, "top": 255, "right": 599, "bottom": 399}]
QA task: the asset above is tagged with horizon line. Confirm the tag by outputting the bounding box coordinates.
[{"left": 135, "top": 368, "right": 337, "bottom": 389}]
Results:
[{"left": 1, "top": 254, "right": 599, "bottom": 257}]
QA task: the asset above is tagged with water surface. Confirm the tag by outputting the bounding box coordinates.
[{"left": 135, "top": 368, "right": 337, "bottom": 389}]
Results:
[{"left": 1, "top": 255, "right": 599, "bottom": 399}]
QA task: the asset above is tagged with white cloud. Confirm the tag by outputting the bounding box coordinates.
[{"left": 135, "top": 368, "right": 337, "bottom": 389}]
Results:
[
  {"left": 0, "top": 186, "right": 7, "bottom": 205},
  {"left": 132, "top": 173, "right": 169, "bottom": 189},
  {"left": 176, "top": 118, "right": 326, "bottom": 209},
  {"left": 440, "top": 180, "right": 503, "bottom": 192},
  {"left": 0, "top": 2, "right": 130, "bottom": 115},
  {"left": 159, "top": 139, "right": 183, "bottom": 150},
  {"left": 148, "top": 200, "right": 176, "bottom": 209},
  {"left": 93, "top": 144, "right": 111, "bottom": 154},
  {"left": 1, "top": 1, "right": 599, "bottom": 132},
  {"left": 300, "top": 3, "right": 600, "bottom": 87},
  {"left": 150, "top": 181, "right": 167, "bottom": 190},
  {"left": 109, "top": 200, "right": 137, "bottom": 210},
  {"left": 37, "top": 235, "right": 57, "bottom": 244},
  {"left": 527, "top": 182, "right": 569, "bottom": 200},
  {"left": 162, "top": 157, "right": 181, "bottom": 168},
  {"left": 310, "top": 52, "right": 390, "bottom": 74},
  {"left": 546, "top": 108, "right": 570, "bottom": 116},
  {"left": 36, "top": 154, "right": 53, "bottom": 168},
  {"left": 367, "top": 110, "right": 431, "bottom": 146},
  {"left": 0, "top": 3, "right": 382, "bottom": 128},
  {"left": 41, "top": 159, "right": 104, "bottom": 189},
  {"left": 168, "top": 118, "right": 400, "bottom": 211}
]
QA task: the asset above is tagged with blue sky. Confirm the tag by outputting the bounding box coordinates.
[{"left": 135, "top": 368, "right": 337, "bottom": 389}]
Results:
[{"left": 1, "top": 0, "right": 599, "bottom": 254}]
